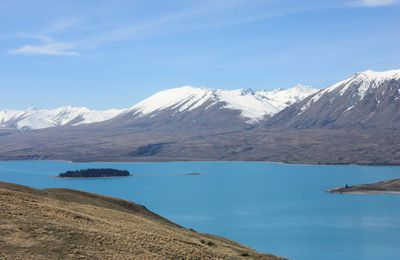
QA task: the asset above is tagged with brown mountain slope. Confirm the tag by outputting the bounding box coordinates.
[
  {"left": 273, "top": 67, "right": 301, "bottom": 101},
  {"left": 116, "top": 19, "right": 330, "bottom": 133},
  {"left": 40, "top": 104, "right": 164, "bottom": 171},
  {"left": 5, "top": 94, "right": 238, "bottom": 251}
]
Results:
[
  {"left": 1, "top": 126, "right": 399, "bottom": 165},
  {"left": 0, "top": 182, "right": 287, "bottom": 260}
]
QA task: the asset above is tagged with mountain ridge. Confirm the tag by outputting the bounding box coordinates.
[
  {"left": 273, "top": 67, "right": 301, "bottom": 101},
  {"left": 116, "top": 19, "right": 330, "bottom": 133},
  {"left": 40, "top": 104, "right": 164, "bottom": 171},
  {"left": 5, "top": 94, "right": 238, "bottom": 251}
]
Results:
[
  {"left": 0, "top": 85, "right": 318, "bottom": 130},
  {"left": 266, "top": 69, "right": 400, "bottom": 130},
  {"left": 0, "top": 106, "right": 124, "bottom": 130}
]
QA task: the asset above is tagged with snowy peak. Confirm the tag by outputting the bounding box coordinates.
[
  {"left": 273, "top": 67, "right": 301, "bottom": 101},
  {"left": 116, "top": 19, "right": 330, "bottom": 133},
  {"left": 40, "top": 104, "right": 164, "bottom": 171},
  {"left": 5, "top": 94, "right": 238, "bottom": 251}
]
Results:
[
  {"left": 0, "top": 106, "right": 125, "bottom": 130},
  {"left": 129, "top": 86, "right": 215, "bottom": 116},
  {"left": 323, "top": 69, "right": 400, "bottom": 95},
  {"left": 347, "top": 69, "right": 400, "bottom": 98},
  {"left": 353, "top": 69, "right": 400, "bottom": 81},
  {"left": 300, "top": 69, "right": 400, "bottom": 112},
  {"left": 268, "top": 68, "right": 400, "bottom": 130},
  {"left": 128, "top": 85, "right": 318, "bottom": 123},
  {"left": 255, "top": 84, "right": 318, "bottom": 110}
]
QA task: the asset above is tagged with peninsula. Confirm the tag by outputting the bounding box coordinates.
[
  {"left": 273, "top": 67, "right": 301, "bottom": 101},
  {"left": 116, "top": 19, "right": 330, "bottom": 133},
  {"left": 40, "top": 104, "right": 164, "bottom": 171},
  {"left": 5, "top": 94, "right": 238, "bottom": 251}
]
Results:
[{"left": 328, "top": 179, "right": 400, "bottom": 194}]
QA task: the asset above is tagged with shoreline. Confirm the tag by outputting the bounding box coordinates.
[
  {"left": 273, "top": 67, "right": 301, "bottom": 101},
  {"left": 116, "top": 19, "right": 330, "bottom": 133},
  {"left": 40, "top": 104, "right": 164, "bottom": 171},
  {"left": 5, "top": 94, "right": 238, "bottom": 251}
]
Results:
[
  {"left": 327, "top": 179, "right": 400, "bottom": 195},
  {"left": 1, "top": 158, "right": 399, "bottom": 167},
  {"left": 327, "top": 189, "right": 400, "bottom": 195}
]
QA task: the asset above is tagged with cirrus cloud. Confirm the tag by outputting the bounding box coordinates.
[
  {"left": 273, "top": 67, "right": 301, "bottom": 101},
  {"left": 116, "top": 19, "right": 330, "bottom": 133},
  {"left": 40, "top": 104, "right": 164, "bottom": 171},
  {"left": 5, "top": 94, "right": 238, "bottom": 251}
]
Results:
[
  {"left": 8, "top": 42, "right": 79, "bottom": 56},
  {"left": 356, "top": 0, "right": 399, "bottom": 7},
  {"left": 8, "top": 35, "right": 79, "bottom": 56}
]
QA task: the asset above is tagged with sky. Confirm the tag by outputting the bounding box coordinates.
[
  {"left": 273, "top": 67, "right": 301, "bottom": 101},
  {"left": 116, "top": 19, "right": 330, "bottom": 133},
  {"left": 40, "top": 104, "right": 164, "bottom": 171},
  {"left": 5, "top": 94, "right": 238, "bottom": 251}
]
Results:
[{"left": 0, "top": 0, "right": 399, "bottom": 110}]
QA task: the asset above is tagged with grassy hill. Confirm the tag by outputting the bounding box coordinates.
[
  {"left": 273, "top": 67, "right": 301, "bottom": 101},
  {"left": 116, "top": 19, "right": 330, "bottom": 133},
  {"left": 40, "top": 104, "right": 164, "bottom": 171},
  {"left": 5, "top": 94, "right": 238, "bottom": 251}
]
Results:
[{"left": 0, "top": 182, "right": 286, "bottom": 259}]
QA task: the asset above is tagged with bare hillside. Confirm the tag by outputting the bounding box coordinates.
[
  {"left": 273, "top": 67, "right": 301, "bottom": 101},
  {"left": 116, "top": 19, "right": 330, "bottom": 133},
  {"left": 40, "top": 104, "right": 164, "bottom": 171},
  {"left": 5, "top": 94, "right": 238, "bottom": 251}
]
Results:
[{"left": 0, "top": 182, "right": 286, "bottom": 260}]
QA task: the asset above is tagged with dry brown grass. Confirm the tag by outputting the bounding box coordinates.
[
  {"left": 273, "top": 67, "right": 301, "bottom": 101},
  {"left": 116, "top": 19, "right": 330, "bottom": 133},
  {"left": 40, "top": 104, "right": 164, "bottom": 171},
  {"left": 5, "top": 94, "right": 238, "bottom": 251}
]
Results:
[{"left": 0, "top": 182, "right": 287, "bottom": 260}]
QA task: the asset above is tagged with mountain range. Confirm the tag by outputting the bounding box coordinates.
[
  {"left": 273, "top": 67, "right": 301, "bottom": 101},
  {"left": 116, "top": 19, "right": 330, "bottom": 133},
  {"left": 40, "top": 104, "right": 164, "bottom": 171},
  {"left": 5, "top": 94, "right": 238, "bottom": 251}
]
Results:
[
  {"left": 0, "top": 69, "right": 399, "bottom": 165},
  {"left": 0, "top": 85, "right": 317, "bottom": 130}
]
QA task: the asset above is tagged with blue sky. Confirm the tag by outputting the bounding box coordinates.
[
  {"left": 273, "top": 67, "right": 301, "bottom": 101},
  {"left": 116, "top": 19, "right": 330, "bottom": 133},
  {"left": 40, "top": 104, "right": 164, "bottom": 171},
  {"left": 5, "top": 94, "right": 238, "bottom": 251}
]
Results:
[{"left": 0, "top": 0, "right": 399, "bottom": 109}]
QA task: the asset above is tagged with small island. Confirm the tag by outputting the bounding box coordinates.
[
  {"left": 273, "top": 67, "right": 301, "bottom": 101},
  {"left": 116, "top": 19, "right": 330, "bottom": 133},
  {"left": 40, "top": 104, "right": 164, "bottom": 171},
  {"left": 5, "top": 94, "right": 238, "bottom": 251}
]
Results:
[
  {"left": 328, "top": 178, "right": 400, "bottom": 194},
  {"left": 183, "top": 172, "right": 200, "bottom": 176},
  {"left": 59, "top": 168, "right": 131, "bottom": 178}
]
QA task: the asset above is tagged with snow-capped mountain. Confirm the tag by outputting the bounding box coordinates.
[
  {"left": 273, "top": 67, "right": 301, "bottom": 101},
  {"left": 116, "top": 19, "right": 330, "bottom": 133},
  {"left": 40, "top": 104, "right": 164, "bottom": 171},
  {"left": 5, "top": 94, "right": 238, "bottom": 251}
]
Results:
[
  {"left": 124, "top": 85, "right": 318, "bottom": 124},
  {"left": 6, "top": 67, "right": 400, "bottom": 132},
  {"left": 1, "top": 69, "right": 399, "bottom": 164},
  {"left": 1, "top": 85, "right": 317, "bottom": 130},
  {"left": 267, "top": 69, "right": 400, "bottom": 129},
  {"left": 0, "top": 106, "right": 125, "bottom": 130}
]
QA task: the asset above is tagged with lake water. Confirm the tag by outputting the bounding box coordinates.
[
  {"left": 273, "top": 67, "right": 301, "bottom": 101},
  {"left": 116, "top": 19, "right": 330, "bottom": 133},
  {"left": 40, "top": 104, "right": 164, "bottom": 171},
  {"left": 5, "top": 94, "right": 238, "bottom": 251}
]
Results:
[{"left": 0, "top": 160, "right": 399, "bottom": 260}]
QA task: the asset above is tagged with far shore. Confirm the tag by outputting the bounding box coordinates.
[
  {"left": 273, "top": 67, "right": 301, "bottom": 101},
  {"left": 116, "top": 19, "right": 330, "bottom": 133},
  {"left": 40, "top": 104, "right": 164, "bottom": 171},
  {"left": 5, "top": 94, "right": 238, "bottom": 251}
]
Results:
[{"left": 1, "top": 158, "right": 400, "bottom": 167}]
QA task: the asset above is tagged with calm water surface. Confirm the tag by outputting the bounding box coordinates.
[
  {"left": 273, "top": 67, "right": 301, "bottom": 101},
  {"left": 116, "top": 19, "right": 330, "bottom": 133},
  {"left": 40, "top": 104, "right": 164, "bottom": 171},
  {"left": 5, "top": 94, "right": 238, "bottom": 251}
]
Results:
[{"left": 0, "top": 161, "right": 399, "bottom": 260}]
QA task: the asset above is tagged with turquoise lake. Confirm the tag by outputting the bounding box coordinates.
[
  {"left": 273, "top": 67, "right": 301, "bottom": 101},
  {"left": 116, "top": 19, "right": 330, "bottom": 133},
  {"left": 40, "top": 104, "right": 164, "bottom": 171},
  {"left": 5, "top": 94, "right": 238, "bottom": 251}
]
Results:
[{"left": 0, "top": 160, "right": 399, "bottom": 260}]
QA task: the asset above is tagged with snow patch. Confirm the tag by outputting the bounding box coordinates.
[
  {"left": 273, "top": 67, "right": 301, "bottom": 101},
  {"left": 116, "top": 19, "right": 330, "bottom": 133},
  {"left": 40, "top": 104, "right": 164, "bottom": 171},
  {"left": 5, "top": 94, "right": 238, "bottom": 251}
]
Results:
[{"left": 129, "top": 86, "right": 214, "bottom": 117}]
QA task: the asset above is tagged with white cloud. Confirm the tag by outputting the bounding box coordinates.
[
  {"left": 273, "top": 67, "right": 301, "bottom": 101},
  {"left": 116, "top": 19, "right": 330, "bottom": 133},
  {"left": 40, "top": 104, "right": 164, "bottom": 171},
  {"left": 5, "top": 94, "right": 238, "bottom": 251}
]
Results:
[
  {"left": 8, "top": 42, "right": 79, "bottom": 56},
  {"left": 8, "top": 34, "right": 79, "bottom": 56},
  {"left": 8, "top": 1, "right": 394, "bottom": 57},
  {"left": 355, "top": 0, "right": 398, "bottom": 7}
]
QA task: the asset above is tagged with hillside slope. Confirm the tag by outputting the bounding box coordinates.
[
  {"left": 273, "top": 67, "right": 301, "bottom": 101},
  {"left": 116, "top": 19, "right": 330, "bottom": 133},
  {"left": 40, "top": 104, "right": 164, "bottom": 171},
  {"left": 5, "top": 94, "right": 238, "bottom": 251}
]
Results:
[
  {"left": 1, "top": 124, "right": 399, "bottom": 165},
  {"left": 0, "top": 182, "right": 286, "bottom": 259}
]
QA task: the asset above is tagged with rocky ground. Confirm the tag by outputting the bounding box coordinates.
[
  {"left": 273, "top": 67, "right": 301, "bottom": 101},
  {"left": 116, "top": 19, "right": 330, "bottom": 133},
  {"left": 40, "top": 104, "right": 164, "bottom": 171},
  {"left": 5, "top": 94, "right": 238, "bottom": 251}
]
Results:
[{"left": 0, "top": 181, "right": 287, "bottom": 260}]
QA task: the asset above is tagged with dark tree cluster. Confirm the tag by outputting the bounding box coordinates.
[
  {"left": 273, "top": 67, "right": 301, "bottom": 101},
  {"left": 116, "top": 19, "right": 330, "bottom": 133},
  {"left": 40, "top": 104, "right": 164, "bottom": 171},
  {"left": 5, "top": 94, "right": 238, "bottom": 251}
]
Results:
[{"left": 59, "top": 168, "right": 130, "bottom": 178}]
